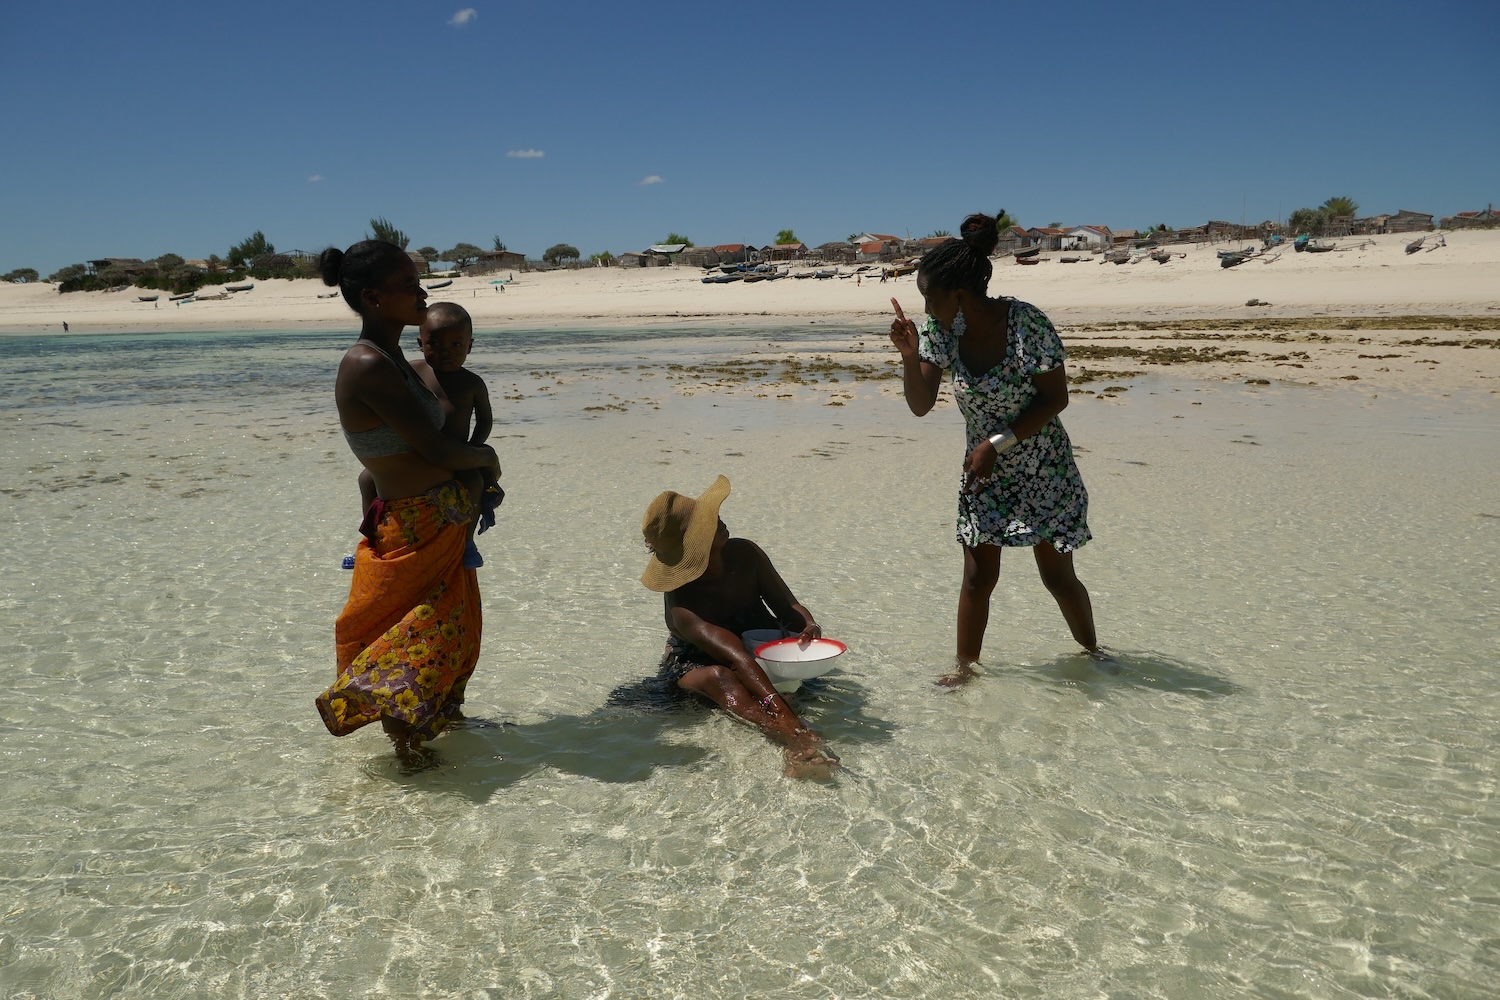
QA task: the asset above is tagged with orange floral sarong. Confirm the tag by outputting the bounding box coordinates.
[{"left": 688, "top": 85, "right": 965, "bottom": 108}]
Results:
[{"left": 316, "top": 480, "right": 481, "bottom": 739}]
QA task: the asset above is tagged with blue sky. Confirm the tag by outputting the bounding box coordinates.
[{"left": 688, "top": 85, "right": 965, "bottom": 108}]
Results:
[{"left": 3, "top": 1, "right": 1496, "bottom": 276}]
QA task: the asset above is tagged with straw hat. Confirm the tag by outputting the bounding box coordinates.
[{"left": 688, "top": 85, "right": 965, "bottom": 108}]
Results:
[{"left": 640, "top": 475, "right": 730, "bottom": 592}]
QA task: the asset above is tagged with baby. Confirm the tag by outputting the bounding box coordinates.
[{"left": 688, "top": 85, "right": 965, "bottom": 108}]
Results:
[{"left": 355, "top": 301, "right": 501, "bottom": 567}]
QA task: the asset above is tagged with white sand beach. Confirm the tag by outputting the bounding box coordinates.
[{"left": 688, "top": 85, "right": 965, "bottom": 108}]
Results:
[{"left": 4, "top": 230, "right": 1498, "bottom": 398}]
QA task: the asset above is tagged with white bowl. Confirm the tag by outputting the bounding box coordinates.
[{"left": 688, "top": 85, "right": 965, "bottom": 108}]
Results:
[{"left": 752, "top": 637, "right": 846, "bottom": 693}]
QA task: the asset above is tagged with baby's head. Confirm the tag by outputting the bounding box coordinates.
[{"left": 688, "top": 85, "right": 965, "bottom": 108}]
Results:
[{"left": 417, "top": 302, "right": 474, "bottom": 372}]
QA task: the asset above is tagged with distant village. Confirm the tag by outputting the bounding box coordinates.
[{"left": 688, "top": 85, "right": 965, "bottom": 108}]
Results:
[
  {"left": 491, "top": 204, "right": 1493, "bottom": 275},
  {"left": 591, "top": 206, "right": 1496, "bottom": 274},
  {"left": 15, "top": 204, "right": 1497, "bottom": 292}
]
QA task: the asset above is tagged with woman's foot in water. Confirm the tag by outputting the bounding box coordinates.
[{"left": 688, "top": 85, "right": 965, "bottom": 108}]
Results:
[
  {"left": 936, "top": 657, "right": 980, "bottom": 688},
  {"left": 785, "top": 744, "right": 841, "bottom": 780},
  {"left": 1083, "top": 647, "right": 1122, "bottom": 675}
]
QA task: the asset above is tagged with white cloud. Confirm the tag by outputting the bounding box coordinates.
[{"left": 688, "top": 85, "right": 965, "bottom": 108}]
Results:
[
  {"left": 308, "top": 174, "right": 324, "bottom": 183},
  {"left": 506, "top": 149, "right": 545, "bottom": 159},
  {"left": 639, "top": 175, "right": 664, "bottom": 185},
  {"left": 449, "top": 8, "right": 477, "bottom": 26}
]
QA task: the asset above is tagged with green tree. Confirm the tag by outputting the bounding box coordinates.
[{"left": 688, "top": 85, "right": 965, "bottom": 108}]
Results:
[
  {"left": 926, "top": 229, "right": 952, "bottom": 238},
  {"left": 367, "top": 217, "right": 410, "bottom": 249},
  {"left": 543, "top": 243, "right": 581, "bottom": 266},
  {"left": 590, "top": 250, "right": 615, "bottom": 264},
  {"left": 1287, "top": 207, "right": 1324, "bottom": 234},
  {"left": 443, "top": 243, "right": 485, "bottom": 268},
  {"left": 226, "top": 231, "right": 274, "bottom": 269},
  {"left": 847, "top": 233, "right": 859, "bottom": 243},
  {"left": 153, "top": 253, "right": 184, "bottom": 271},
  {"left": 1320, "top": 196, "right": 1359, "bottom": 218},
  {"left": 206, "top": 254, "right": 224, "bottom": 273},
  {"left": 491, "top": 236, "right": 507, "bottom": 252},
  {"left": 49, "top": 263, "right": 88, "bottom": 283},
  {"left": 995, "top": 211, "right": 1017, "bottom": 231},
  {"left": 3, "top": 267, "right": 40, "bottom": 282},
  {"left": 774, "top": 229, "right": 800, "bottom": 245},
  {"left": 417, "top": 246, "right": 439, "bottom": 261},
  {"left": 662, "top": 233, "right": 693, "bottom": 247}
]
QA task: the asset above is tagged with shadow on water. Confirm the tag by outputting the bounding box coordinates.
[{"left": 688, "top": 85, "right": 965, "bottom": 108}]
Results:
[
  {"left": 366, "top": 710, "right": 714, "bottom": 802},
  {"left": 365, "top": 669, "right": 897, "bottom": 799},
  {"left": 1026, "top": 648, "right": 1242, "bottom": 701}
]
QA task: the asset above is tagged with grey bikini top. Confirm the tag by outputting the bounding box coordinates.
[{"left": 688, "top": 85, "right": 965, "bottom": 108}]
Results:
[{"left": 342, "top": 342, "right": 445, "bottom": 459}]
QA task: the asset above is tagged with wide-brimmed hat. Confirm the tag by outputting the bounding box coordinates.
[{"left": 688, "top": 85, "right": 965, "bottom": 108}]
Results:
[{"left": 640, "top": 475, "right": 730, "bottom": 592}]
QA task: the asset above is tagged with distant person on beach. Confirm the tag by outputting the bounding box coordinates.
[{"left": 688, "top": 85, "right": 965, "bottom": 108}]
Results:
[
  {"left": 356, "top": 301, "right": 501, "bottom": 568},
  {"left": 314, "top": 240, "right": 502, "bottom": 758},
  {"left": 638, "top": 475, "right": 839, "bottom": 778},
  {"left": 889, "top": 211, "right": 1109, "bottom": 686},
  {"left": 62, "top": 322, "right": 68, "bottom": 332}
]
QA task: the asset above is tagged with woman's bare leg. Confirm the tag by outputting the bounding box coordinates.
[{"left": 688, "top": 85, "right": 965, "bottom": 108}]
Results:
[
  {"left": 1033, "top": 542, "right": 1097, "bottom": 650},
  {"left": 678, "top": 665, "right": 834, "bottom": 777},
  {"left": 943, "top": 544, "right": 1001, "bottom": 686}
]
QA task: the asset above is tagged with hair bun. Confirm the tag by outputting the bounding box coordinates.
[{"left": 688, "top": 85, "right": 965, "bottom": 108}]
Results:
[
  {"left": 318, "top": 247, "right": 344, "bottom": 287},
  {"left": 959, "top": 213, "right": 1001, "bottom": 257}
]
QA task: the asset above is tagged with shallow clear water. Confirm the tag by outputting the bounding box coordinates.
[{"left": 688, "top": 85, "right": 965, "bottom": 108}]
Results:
[{"left": 2, "top": 327, "right": 1497, "bottom": 998}]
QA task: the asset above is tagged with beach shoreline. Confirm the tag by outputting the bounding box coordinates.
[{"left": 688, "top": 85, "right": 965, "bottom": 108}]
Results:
[{"left": 3, "top": 230, "right": 1497, "bottom": 397}]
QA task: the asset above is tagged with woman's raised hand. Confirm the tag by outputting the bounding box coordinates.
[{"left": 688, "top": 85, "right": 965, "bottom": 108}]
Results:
[{"left": 888, "top": 298, "right": 919, "bottom": 359}]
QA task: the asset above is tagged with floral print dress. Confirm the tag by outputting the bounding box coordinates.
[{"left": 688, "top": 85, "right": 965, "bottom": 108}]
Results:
[{"left": 918, "top": 298, "right": 1092, "bottom": 552}]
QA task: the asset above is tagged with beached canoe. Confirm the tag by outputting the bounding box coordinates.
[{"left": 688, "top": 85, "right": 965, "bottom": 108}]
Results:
[
  {"left": 168, "top": 292, "right": 194, "bottom": 301},
  {"left": 225, "top": 282, "right": 254, "bottom": 292},
  {"left": 425, "top": 279, "right": 453, "bottom": 289},
  {"left": 137, "top": 295, "right": 159, "bottom": 302}
]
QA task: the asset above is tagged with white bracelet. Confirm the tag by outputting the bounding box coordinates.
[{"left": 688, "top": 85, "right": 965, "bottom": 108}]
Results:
[{"left": 988, "top": 427, "right": 1018, "bottom": 453}]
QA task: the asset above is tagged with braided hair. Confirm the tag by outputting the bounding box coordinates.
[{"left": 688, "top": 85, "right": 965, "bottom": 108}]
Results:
[
  {"left": 918, "top": 212, "right": 1003, "bottom": 295},
  {"left": 318, "top": 240, "right": 411, "bottom": 316}
]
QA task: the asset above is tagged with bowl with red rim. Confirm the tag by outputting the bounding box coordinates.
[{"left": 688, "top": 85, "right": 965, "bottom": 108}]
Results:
[{"left": 752, "top": 637, "right": 847, "bottom": 693}]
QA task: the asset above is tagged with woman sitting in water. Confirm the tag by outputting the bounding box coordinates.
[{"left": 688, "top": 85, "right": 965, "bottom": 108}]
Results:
[
  {"left": 314, "top": 240, "right": 502, "bottom": 756},
  {"left": 640, "top": 475, "right": 838, "bottom": 778}
]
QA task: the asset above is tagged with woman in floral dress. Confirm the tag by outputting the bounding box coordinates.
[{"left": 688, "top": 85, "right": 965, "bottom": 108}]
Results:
[{"left": 889, "top": 212, "right": 1109, "bottom": 686}]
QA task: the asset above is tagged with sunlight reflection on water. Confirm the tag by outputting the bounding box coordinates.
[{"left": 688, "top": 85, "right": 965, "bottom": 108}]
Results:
[{"left": 1, "top": 328, "right": 1497, "bottom": 998}]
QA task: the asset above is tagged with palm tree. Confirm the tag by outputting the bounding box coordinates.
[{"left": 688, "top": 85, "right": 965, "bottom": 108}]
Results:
[
  {"left": 1320, "top": 196, "right": 1359, "bottom": 219},
  {"left": 367, "top": 217, "right": 410, "bottom": 249}
]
